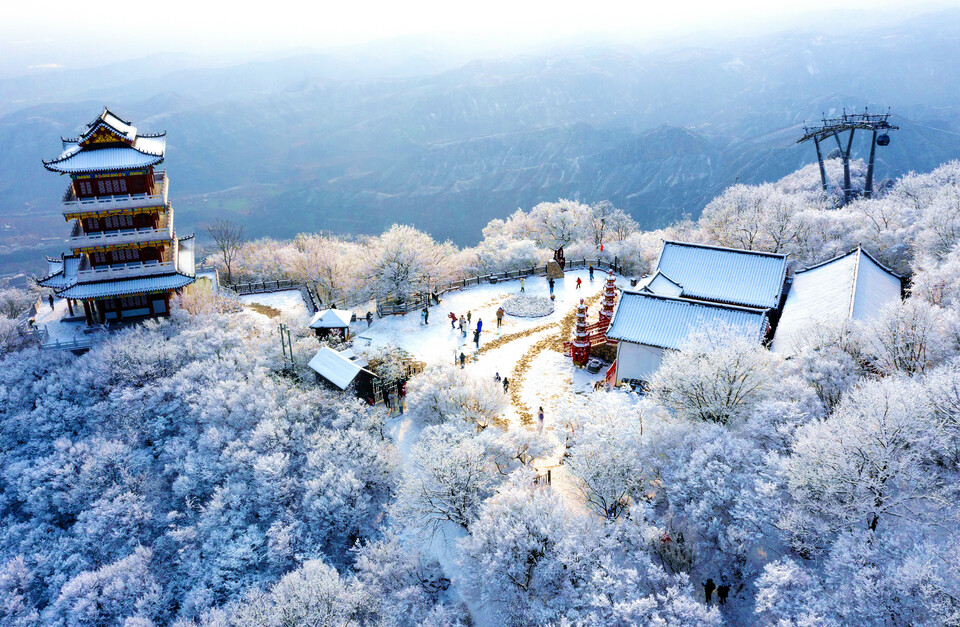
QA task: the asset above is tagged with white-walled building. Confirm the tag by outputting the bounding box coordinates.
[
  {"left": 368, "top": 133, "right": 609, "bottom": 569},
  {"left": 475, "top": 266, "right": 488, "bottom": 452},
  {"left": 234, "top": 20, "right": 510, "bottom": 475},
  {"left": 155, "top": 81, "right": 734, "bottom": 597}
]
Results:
[
  {"left": 608, "top": 241, "right": 787, "bottom": 385},
  {"left": 771, "top": 247, "right": 902, "bottom": 354}
]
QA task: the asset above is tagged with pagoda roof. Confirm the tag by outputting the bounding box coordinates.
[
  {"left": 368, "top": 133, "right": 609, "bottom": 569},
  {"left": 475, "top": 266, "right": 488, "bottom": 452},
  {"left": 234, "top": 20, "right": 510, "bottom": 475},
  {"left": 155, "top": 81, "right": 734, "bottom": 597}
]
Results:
[
  {"left": 44, "top": 108, "right": 166, "bottom": 174},
  {"left": 57, "top": 273, "right": 194, "bottom": 300},
  {"left": 40, "top": 235, "right": 195, "bottom": 299}
]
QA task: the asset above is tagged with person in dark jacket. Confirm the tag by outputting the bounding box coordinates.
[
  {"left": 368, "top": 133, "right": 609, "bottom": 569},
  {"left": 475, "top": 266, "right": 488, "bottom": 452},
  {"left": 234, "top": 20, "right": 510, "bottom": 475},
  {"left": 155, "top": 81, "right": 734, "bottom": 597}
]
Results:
[
  {"left": 473, "top": 329, "right": 480, "bottom": 348},
  {"left": 703, "top": 578, "right": 716, "bottom": 604},
  {"left": 502, "top": 377, "right": 509, "bottom": 393},
  {"left": 459, "top": 352, "right": 466, "bottom": 368},
  {"left": 717, "top": 584, "right": 730, "bottom": 606},
  {"left": 366, "top": 311, "right": 373, "bottom": 327}
]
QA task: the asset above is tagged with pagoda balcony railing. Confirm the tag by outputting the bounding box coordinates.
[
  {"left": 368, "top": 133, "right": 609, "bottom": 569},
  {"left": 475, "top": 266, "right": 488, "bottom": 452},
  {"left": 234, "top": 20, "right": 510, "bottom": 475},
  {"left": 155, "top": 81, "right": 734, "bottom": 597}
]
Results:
[
  {"left": 61, "top": 171, "right": 169, "bottom": 216},
  {"left": 76, "top": 259, "right": 178, "bottom": 282},
  {"left": 69, "top": 209, "right": 173, "bottom": 250}
]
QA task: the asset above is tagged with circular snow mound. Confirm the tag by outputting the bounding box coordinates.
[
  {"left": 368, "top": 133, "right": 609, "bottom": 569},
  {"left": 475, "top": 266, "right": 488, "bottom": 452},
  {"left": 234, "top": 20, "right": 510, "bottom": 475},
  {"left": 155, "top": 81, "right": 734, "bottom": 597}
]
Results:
[{"left": 502, "top": 295, "right": 555, "bottom": 318}]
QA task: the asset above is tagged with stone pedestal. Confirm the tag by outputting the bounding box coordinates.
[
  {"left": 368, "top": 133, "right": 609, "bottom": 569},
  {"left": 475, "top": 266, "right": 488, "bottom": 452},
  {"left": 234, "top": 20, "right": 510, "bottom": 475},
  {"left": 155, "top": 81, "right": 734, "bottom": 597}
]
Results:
[{"left": 546, "top": 260, "right": 565, "bottom": 279}]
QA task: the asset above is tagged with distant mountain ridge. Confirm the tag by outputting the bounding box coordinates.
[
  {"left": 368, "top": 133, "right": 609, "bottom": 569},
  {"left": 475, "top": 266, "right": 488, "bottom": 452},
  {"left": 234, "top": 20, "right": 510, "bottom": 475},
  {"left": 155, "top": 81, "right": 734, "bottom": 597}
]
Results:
[{"left": 1, "top": 9, "right": 960, "bottom": 276}]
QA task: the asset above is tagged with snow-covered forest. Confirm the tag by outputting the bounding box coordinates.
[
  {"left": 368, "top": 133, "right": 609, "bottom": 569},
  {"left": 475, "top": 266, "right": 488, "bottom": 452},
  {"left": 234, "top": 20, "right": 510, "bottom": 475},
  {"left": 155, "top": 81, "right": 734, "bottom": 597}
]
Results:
[{"left": 1, "top": 157, "right": 960, "bottom": 625}]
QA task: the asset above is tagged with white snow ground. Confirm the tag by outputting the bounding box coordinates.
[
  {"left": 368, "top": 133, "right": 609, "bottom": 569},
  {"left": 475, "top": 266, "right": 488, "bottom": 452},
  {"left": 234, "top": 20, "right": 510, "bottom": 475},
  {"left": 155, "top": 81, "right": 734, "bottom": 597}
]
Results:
[{"left": 239, "top": 289, "right": 311, "bottom": 324}]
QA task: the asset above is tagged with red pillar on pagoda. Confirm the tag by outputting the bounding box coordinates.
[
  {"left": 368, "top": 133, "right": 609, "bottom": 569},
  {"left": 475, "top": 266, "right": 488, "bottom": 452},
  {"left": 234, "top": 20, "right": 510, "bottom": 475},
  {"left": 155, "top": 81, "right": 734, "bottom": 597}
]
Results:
[
  {"left": 572, "top": 298, "right": 590, "bottom": 367},
  {"left": 597, "top": 269, "right": 617, "bottom": 337}
]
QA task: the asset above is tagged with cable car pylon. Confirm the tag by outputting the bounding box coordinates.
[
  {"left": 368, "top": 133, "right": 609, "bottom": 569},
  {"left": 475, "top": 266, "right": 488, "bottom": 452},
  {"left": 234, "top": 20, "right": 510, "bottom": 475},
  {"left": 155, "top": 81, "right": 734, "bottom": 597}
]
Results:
[{"left": 797, "top": 108, "right": 898, "bottom": 203}]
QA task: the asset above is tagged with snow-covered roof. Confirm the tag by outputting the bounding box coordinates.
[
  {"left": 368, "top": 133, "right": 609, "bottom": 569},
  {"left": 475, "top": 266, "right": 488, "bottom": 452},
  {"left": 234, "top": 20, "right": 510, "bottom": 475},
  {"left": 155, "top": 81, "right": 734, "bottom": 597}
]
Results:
[
  {"left": 309, "top": 308, "right": 353, "bottom": 329},
  {"left": 654, "top": 241, "right": 788, "bottom": 309},
  {"left": 44, "top": 109, "right": 165, "bottom": 174},
  {"left": 607, "top": 291, "right": 768, "bottom": 351},
  {"left": 639, "top": 270, "right": 684, "bottom": 298},
  {"left": 57, "top": 273, "right": 194, "bottom": 299},
  {"left": 308, "top": 347, "right": 376, "bottom": 390},
  {"left": 44, "top": 136, "right": 166, "bottom": 173},
  {"left": 38, "top": 255, "right": 80, "bottom": 290},
  {"left": 772, "top": 247, "right": 902, "bottom": 354}
]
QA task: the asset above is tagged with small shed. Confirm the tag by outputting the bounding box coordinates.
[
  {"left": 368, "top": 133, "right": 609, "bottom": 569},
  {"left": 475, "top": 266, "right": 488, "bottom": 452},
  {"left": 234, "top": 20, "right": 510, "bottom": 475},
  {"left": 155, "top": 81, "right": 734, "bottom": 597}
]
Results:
[
  {"left": 308, "top": 347, "right": 378, "bottom": 400},
  {"left": 309, "top": 308, "right": 353, "bottom": 339},
  {"left": 772, "top": 247, "right": 903, "bottom": 355}
]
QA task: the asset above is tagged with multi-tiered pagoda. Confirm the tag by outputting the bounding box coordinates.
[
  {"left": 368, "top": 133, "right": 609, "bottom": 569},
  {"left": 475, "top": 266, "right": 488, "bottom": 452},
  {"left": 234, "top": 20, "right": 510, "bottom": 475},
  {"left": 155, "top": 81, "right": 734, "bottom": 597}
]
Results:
[{"left": 38, "top": 109, "right": 195, "bottom": 324}]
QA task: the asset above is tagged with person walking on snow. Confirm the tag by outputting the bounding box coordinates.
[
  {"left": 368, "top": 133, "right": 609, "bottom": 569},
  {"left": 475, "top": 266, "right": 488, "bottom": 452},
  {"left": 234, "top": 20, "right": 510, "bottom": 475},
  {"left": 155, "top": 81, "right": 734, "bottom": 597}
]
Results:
[
  {"left": 717, "top": 584, "right": 729, "bottom": 606},
  {"left": 496, "top": 306, "right": 505, "bottom": 328},
  {"left": 494, "top": 372, "right": 501, "bottom": 382},
  {"left": 502, "top": 377, "right": 509, "bottom": 393},
  {"left": 423, "top": 307, "right": 429, "bottom": 324},
  {"left": 467, "top": 310, "right": 472, "bottom": 324},
  {"left": 589, "top": 264, "right": 594, "bottom": 280},
  {"left": 548, "top": 277, "right": 555, "bottom": 294},
  {"left": 703, "top": 579, "right": 716, "bottom": 604},
  {"left": 459, "top": 352, "right": 466, "bottom": 368},
  {"left": 476, "top": 319, "right": 482, "bottom": 334},
  {"left": 473, "top": 329, "right": 480, "bottom": 348},
  {"left": 460, "top": 315, "right": 467, "bottom": 337},
  {"left": 538, "top": 406, "right": 545, "bottom": 431},
  {"left": 576, "top": 277, "right": 582, "bottom": 289},
  {"left": 420, "top": 309, "right": 426, "bottom": 325},
  {"left": 48, "top": 294, "right": 54, "bottom": 309},
  {"left": 520, "top": 277, "right": 525, "bottom": 292},
  {"left": 449, "top": 311, "right": 457, "bottom": 328},
  {"left": 366, "top": 311, "right": 373, "bottom": 327}
]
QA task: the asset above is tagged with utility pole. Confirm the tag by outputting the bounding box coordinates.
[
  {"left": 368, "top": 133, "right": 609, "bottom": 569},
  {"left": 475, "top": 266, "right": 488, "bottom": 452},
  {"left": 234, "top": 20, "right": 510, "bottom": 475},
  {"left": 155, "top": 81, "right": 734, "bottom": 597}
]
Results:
[{"left": 279, "top": 322, "right": 294, "bottom": 370}]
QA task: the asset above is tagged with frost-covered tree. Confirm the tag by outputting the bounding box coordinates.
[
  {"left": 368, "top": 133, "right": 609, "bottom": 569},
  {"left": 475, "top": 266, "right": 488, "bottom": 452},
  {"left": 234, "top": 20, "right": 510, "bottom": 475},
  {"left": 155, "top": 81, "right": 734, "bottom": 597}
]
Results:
[
  {"left": 45, "top": 547, "right": 160, "bottom": 626},
  {"left": 352, "top": 533, "right": 469, "bottom": 626},
  {"left": 564, "top": 396, "right": 648, "bottom": 519},
  {"left": 291, "top": 234, "right": 365, "bottom": 306},
  {"left": 456, "top": 473, "right": 600, "bottom": 625},
  {"left": 361, "top": 224, "right": 455, "bottom": 301},
  {"left": 392, "top": 423, "right": 499, "bottom": 536},
  {"left": 782, "top": 318, "right": 868, "bottom": 410},
  {"left": 650, "top": 323, "right": 778, "bottom": 424},
  {"left": 405, "top": 365, "right": 507, "bottom": 428},
  {"left": 0, "top": 287, "right": 36, "bottom": 318},
  {"left": 782, "top": 377, "right": 949, "bottom": 553},
  {"left": 753, "top": 558, "right": 832, "bottom": 626},
  {"left": 868, "top": 299, "right": 957, "bottom": 375},
  {"left": 639, "top": 418, "right": 775, "bottom": 584}
]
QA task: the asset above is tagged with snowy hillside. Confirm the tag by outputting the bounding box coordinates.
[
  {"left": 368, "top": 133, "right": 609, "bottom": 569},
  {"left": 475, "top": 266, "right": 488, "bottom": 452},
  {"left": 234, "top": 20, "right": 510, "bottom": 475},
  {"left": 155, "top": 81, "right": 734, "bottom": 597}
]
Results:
[{"left": 1, "top": 160, "right": 960, "bottom": 625}]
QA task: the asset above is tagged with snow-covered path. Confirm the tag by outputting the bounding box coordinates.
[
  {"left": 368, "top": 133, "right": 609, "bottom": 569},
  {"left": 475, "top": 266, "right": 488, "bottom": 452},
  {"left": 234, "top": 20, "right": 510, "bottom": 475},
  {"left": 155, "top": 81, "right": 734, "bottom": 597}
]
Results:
[
  {"left": 368, "top": 270, "right": 621, "bottom": 624},
  {"left": 360, "top": 270, "right": 611, "bottom": 420}
]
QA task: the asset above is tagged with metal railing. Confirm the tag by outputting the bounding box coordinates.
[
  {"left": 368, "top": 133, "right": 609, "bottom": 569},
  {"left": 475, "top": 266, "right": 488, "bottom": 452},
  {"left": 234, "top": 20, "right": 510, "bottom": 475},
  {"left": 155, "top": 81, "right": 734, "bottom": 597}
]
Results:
[
  {"left": 377, "top": 258, "right": 622, "bottom": 317},
  {"left": 62, "top": 171, "right": 169, "bottom": 215},
  {"left": 229, "top": 279, "right": 299, "bottom": 295}
]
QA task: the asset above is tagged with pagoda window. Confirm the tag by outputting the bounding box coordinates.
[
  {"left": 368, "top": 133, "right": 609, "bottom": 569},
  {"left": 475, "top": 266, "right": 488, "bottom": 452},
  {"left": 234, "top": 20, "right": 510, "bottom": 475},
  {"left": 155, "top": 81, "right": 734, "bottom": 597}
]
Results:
[
  {"left": 95, "top": 178, "right": 128, "bottom": 195},
  {"left": 103, "top": 214, "right": 135, "bottom": 230},
  {"left": 86, "top": 217, "right": 99, "bottom": 231},
  {"left": 76, "top": 181, "right": 93, "bottom": 196},
  {"left": 92, "top": 251, "right": 107, "bottom": 264},
  {"left": 111, "top": 248, "right": 141, "bottom": 263}
]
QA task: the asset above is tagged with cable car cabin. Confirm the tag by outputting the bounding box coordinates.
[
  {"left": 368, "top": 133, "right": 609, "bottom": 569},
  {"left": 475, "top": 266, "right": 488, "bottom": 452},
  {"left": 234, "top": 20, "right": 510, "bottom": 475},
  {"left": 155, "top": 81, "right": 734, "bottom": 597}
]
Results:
[{"left": 877, "top": 133, "right": 890, "bottom": 146}]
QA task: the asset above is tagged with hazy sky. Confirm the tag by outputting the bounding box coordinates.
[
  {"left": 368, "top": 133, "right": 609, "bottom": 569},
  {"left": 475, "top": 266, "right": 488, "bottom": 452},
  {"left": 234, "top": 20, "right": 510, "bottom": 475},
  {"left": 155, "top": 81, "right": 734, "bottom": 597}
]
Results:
[{"left": 2, "top": 0, "right": 956, "bottom": 74}]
